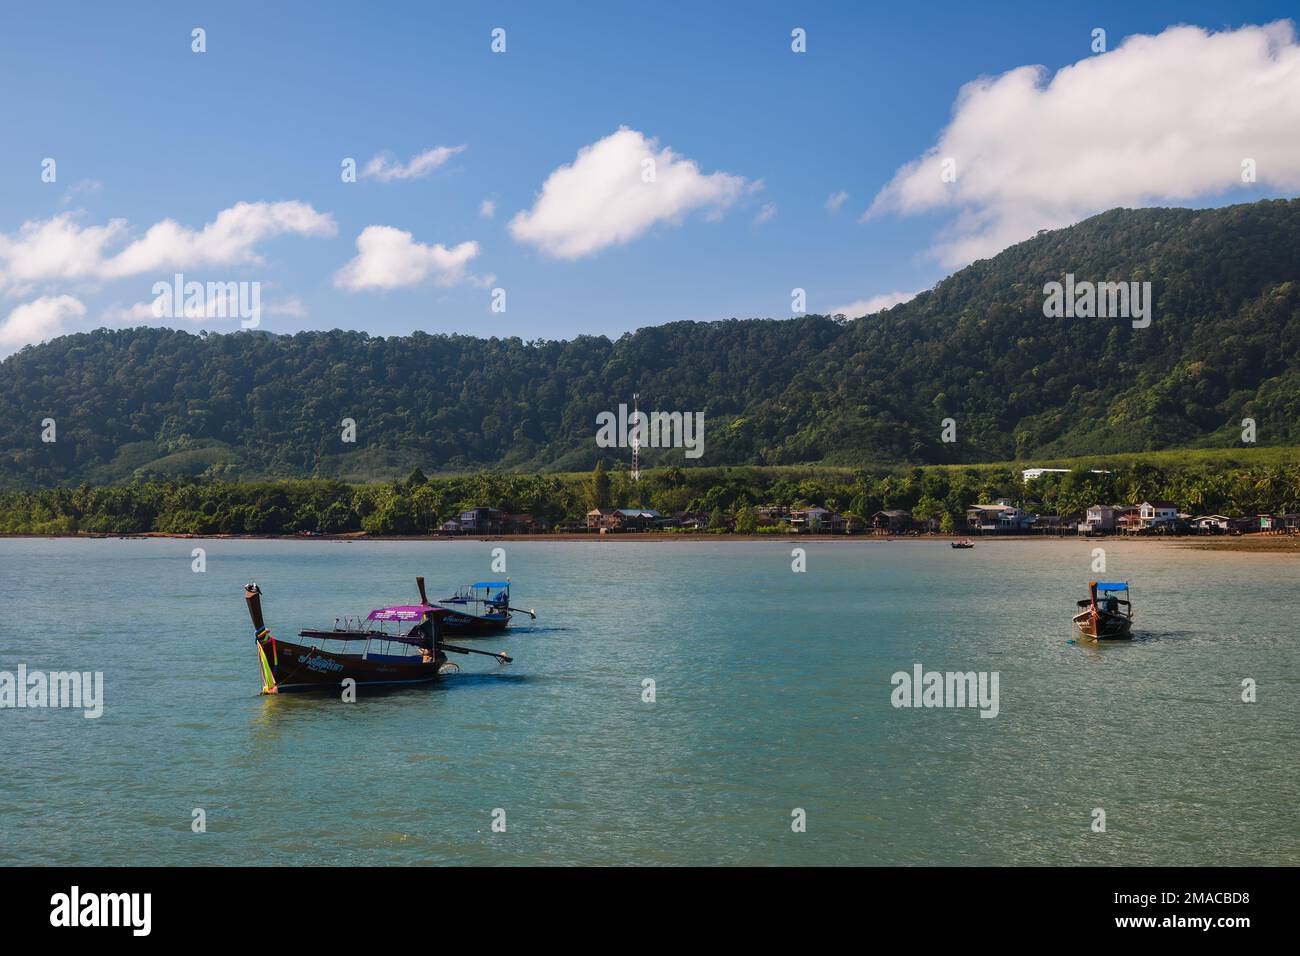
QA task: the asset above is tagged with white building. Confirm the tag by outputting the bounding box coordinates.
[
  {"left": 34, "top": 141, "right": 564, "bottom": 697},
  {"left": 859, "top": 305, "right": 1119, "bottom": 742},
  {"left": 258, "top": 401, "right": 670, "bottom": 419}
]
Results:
[
  {"left": 1022, "top": 467, "right": 1113, "bottom": 483},
  {"left": 1021, "top": 468, "right": 1070, "bottom": 482},
  {"left": 966, "top": 499, "right": 1030, "bottom": 532},
  {"left": 1138, "top": 500, "right": 1179, "bottom": 529}
]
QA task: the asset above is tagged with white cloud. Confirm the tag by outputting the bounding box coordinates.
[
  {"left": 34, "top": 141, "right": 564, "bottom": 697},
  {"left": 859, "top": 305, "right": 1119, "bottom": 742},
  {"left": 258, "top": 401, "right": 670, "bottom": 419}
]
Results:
[
  {"left": 828, "top": 290, "right": 920, "bottom": 318},
  {"left": 103, "top": 296, "right": 235, "bottom": 323},
  {"left": 753, "top": 202, "right": 777, "bottom": 225},
  {"left": 266, "top": 296, "right": 306, "bottom": 317},
  {"left": 509, "top": 126, "right": 747, "bottom": 259},
  {"left": 60, "top": 179, "right": 103, "bottom": 207},
  {"left": 479, "top": 199, "right": 496, "bottom": 218},
  {"left": 0, "top": 201, "right": 336, "bottom": 290},
  {"left": 0, "top": 295, "right": 86, "bottom": 348},
  {"left": 0, "top": 216, "right": 128, "bottom": 289},
  {"left": 334, "top": 225, "right": 484, "bottom": 291},
  {"left": 825, "top": 190, "right": 849, "bottom": 214},
  {"left": 362, "top": 146, "right": 465, "bottom": 182},
  {"left": 103, "top": 292, "right": 306, "bottom": 324},
  {"left": 103, "top": 201, "right": 336, "bottom": 277},
  {"left": 101, "top": 301, "right": 156, "bottom": 323},
  {"left": 867, "top": 21, "right": 1300, "bottom": 267}
]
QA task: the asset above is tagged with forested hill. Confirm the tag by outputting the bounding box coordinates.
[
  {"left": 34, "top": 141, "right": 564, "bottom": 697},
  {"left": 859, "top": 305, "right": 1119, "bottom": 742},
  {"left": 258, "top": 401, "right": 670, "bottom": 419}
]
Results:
[{"left": 2, "top": 198, "right": 1299, "bottom": 486}]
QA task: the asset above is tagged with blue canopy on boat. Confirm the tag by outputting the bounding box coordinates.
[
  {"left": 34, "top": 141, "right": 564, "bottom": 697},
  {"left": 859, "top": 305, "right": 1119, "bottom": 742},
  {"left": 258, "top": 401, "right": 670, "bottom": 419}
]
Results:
[
  {"left": 1095, "top": 582, "right": 1129, "bottom": 591},
  {"left": 472, "top": 581, "right": 510, "bottom": 589}
]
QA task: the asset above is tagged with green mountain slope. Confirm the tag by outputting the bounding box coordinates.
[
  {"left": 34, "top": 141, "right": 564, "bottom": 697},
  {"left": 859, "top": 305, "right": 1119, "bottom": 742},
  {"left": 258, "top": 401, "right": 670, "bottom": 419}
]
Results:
[
  {"left": 714, "top": 200, "right": 1300, "bottom": 464},
  {"left": 2, "top": 199, "right": 1298, "bottom": 486}
]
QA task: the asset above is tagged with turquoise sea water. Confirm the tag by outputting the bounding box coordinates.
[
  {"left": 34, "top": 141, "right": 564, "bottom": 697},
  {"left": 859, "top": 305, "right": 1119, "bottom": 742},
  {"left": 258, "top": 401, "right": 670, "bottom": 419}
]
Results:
[{"left": 0, "top": 537, "right": 1296, "bottom": 866}]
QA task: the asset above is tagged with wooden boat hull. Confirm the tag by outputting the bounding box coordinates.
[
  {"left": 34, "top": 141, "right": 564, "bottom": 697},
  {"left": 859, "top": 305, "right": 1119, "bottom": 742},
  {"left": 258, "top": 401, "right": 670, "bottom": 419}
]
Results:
[
  {"left": 257, "top": 636, "right": 442, "bottom": 693},
  {"left": 1072, "top": 609, "right": 1134, "bottom": 640},
  {"left": 437, "top": 609, "right": 509, "bottom": 635}
]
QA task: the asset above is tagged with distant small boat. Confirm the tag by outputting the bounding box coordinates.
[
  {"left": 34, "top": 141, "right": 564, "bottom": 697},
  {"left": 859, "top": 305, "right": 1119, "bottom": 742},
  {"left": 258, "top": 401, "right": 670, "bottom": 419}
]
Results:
[
  {"left": 951, "top": 540, "right": 974, "bottom": 549},
  {"left": 1072, "top": 581, "right": 1134, "bottom": 640}
]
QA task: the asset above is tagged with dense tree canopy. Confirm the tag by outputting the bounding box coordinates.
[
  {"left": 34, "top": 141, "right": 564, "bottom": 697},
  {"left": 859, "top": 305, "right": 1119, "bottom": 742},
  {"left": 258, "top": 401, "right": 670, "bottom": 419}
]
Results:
[
  {"left": 2, "top": 459, "right": 1297, "bottom": 536},
  {"left": 2, "top": 199, "right": 1299, "bottom": 487}
]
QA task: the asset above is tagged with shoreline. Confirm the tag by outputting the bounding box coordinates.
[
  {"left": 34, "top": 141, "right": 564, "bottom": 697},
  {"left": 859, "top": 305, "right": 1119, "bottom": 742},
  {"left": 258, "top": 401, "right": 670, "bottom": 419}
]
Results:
[{"left": 3, "top": 531, "right": 1297, "bottom": 552}]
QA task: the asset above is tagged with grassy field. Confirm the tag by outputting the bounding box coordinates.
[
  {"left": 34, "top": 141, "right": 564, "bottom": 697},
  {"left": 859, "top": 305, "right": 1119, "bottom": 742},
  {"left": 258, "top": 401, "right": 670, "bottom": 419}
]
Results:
[
  {"left": 540, "top": 445, "right": 1300, "bottom": 484},
  {"left": 931, "top": 445, "right": 1300, "bottom": 474},
  {"left": 75, "top": 442, "right": 1300, "bottom": 488}
]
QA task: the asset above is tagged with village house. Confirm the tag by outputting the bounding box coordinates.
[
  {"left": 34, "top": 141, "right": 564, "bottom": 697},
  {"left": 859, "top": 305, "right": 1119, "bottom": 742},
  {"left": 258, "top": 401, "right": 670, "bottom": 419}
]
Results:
[
  {"left": 1190, "top": 514, "right": 1232, "bottom": 533},
  {"left": 459, "top": 506, "right": 504, "bottom": 535},
  {"left": 587, "top": 508, "right": 662, "bottom": 532},
  {"left": 502, "top": 512, "right": 547, "bottom": 534},
  {"left": 619, "top": 508, "right": 663, "bottom": 531},
  {"left": 1078, "top": 504, "right": 1116, "bottom": 535},
  {"left": 790, "top": 506, "right": 844, "bottom": 533},
  {"left": 966, "top": 499, "right": 1029, "bottom": 533},
  {"left": 1115, "top": 505, "right": 1143, "bottom": 534},
  {"left": 1032, "top": 514, "right": 1076, "bottom": 535},
  {"left": 1229, "top": 514, "right": 1274, "bottom": 534},
  {"left": 871, "top": 509, "right": 913, "bottom": 534},
  {"left": 672, "top": 510, "right": 712, "bottom": 531},
  {"left": 1138, "top": 500, "right": 1179, "bottom": 531}
]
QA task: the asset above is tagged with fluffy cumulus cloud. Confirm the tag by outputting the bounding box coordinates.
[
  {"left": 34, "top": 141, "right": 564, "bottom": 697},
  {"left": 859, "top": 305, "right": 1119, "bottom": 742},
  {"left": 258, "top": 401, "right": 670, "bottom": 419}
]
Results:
[
  {"left": 867, "top": 21, "right": 1300, "bottom": 267},
  {"left": 0, "top": 216, "right": 128, "bottom": 289},
  {"left": 0, "top": 201, "right": 336, "bottom": 290},
  {"left": 362, "top": 146, "right": 466, "bottom": 182},
  {"left": 104, "top": 201, "right": 335, "bottom": 277},
  {"left": 828, "top": 290, "right": 920, "bottom": 319},
  {"left": 334, "top": 225, "right": 484, "bottom": 291},
  {"left": 0, "top": 295, "right": 86, "bottom": 348},
  {"left": 509, "top": 126, "right": 747, "bottom": 258}
]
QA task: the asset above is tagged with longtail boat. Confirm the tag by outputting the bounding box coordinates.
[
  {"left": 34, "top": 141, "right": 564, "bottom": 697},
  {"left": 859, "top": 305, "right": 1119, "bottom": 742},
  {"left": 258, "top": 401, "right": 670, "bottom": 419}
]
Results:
[
  {"left": 244, "top": 577, "right": 511, "bottom": 694},
  {"left": 433, "top": 578, "right": 535, "bottom": 636},
  {"left": 1072, "top": 581, "right": 1134, "bottom": 640}
]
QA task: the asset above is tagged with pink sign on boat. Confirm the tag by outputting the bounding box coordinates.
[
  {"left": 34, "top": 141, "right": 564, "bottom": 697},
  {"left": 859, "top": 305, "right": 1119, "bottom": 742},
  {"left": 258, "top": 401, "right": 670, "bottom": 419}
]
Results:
[{"left": 366, "top": 605, "right": 430, "bottom": 621}]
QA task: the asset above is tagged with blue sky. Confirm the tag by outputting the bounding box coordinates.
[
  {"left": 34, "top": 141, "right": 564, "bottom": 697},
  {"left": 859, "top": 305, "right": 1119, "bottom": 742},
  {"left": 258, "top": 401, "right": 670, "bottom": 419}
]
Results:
[{"left": 1, "top": 0, "right": 1297, "bottom": 352}]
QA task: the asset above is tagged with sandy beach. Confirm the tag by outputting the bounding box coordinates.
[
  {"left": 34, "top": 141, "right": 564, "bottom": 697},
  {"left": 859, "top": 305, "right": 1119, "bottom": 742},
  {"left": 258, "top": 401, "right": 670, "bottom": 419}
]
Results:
[{"left": 5, "top": 530, "right": 1297, "bottom": 552}]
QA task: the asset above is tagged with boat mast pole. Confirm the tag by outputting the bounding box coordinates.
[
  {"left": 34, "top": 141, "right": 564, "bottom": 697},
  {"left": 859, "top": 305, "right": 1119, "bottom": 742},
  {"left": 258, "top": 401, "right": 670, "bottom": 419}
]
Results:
[{"left": 416, "top": 577, "right": 442, "bottom": 661}]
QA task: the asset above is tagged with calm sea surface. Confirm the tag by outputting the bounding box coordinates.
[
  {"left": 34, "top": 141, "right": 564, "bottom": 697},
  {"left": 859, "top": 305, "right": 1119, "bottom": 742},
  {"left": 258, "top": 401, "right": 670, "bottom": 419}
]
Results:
[{"left": 1, "top": 537, "right": 1296, "bottom": 866}]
